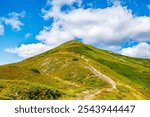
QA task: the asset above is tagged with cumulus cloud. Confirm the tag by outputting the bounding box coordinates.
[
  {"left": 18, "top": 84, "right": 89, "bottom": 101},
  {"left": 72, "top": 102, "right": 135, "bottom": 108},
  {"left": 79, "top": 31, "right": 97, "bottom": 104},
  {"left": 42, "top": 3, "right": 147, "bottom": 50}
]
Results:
[
  {"left": 42, "top": 0, "right": 82, "bottom": 20},
  {"left": 5, "top": 0, "right": 150, "bottom": 58},
  {"left": 0, "top": 24, "right": 4, "bottom": 36},
  {"left": 36, "top": 25, "right": 74, "bottom": 47},
  {"left": 5, "top": 43, "right": 51, "bottom": 58},
  {"left": 38, "top": 1, "right": 150, "bottom": 48},
  {"left": 3, "top": 18, "right": 23, "bottom": 31},
  {"left": 1, "top": 11, "right": 25, "bottom": 31},
  {"left": 121, "top": 42, "right": 150, "bottom": 58},
  {"left": 25, "top": 33, "right": 32, "bottom": 39}
]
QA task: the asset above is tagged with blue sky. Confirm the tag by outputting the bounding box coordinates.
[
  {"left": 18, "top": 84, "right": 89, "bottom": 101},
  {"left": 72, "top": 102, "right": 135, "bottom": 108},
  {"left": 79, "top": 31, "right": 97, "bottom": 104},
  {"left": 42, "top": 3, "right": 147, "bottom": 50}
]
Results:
[{"left": 0, "top": 0, "right": 150, "bottom": 65}]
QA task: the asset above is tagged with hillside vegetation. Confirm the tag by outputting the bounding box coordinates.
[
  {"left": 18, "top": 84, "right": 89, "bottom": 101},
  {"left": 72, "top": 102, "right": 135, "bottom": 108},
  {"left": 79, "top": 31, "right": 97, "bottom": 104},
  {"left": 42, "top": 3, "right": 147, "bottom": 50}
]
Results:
[{"left": 0, "top": 40, "right": 150, "bottom": 100}]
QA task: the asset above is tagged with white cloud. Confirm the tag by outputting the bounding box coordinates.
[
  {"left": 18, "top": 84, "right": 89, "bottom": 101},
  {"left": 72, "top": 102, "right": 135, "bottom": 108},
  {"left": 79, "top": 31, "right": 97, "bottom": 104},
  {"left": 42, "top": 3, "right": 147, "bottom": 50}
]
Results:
[
  {"left": 121, "top": 42, "right": 150, "bottom": 58},
  {"left": 3, "top": 18, "right": 23, "bottom": 31},
  {"left": 46, "top": 0, "right": 82, "bottom": 6},
  {"left": 25, "top": 33, "right": 32, "bottom": 39},
  {"left": 5, "top": 1, "right": 150, "bottom": 58},
  {"left": 5, "top": 43, "right": 51, "bottom": 58},
  {"left": 1, "top": 11, "right": 25, "bottom": 31},
  {"left": 36, "top": 25, "right": 73, "bottom": 47},
  {"left": 0, "top": 24, "right": 4, "bottom": 36},
  {"left": 8, "top": 11, "right": 26, "bottom": 18},
  {"left": 42, "top": 0, "right": 82, "bottom": 20},
  {"left": 39, "top": 3, "right": 150, "bottom": 47},
  {"left": 107, "top": 0, "right": 121, "bottom": 6}
]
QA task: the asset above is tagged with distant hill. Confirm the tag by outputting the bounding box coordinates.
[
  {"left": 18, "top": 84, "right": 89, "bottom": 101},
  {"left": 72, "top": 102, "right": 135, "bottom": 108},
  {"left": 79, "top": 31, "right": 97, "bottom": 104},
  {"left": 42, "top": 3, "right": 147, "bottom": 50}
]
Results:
[{"left": 0, "top": 40, "right": 150, "bottom": 100}]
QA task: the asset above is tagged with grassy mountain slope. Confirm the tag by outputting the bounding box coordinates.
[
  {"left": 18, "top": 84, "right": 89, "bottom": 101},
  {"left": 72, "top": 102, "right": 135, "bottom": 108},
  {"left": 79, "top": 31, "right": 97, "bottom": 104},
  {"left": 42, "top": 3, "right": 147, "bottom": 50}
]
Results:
[{"left": 0, "top": 40, "right": 150, "bottom": 100}]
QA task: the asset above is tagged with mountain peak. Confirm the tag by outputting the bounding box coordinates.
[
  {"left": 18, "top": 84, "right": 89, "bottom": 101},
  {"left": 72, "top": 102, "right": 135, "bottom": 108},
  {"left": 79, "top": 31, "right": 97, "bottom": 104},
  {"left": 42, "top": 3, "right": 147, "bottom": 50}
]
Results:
[
  {"left": 62, "top": 40, "right": 83, "bottom": 46},
  {"left": 0, "top": 39, "right": 150, "bottom": 100}
]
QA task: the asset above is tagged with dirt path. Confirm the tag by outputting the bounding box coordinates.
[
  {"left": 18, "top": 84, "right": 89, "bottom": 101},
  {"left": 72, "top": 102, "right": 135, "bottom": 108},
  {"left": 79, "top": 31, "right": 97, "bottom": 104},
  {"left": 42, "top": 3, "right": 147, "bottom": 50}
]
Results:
[
  {"left": 77, "top": 56, "right": 116, "bottom": 99},
  {"left": 85, "top": 64, "right": 116, "bottom": 89}
]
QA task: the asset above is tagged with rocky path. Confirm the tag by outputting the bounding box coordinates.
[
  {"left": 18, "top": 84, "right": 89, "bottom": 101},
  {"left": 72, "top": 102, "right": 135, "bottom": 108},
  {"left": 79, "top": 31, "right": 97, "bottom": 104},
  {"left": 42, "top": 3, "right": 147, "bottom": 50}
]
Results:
[{"left": 77, "top": 56, "right": 116, "bottom": 99}]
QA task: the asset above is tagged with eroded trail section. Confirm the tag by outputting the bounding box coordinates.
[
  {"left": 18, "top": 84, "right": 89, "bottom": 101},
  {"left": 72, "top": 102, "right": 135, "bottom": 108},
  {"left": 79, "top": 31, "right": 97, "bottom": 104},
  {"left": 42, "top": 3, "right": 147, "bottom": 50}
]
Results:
[
  {"left": 85, "top": 65, "right": 116, "bottom": 89},
  {"left": 78, "top": 56, "right": 116, "bottom": 99}
]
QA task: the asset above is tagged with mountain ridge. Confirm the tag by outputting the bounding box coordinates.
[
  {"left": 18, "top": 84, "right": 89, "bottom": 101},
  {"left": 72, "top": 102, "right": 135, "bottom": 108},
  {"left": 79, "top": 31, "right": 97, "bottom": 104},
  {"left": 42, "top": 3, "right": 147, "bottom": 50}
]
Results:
[{"left": 0, "top": 40, "right": 150, "bottom": 100}]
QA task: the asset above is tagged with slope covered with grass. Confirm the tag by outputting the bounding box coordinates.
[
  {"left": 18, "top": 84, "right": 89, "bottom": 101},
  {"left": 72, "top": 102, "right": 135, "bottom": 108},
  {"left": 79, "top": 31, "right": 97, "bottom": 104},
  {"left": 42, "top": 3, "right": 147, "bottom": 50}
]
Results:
[{"left": 0, "top": 40, "right": 150, "bottom": 99}]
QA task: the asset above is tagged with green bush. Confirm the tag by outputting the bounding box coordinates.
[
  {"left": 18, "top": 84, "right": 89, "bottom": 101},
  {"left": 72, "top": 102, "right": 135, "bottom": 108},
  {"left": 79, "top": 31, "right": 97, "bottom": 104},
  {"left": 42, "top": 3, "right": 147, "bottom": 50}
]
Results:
[
  {"left": 72, "top": 58, "right": 79, "bottom": 61},
  {"left": 30, "top": 68, "right": 40, "bottom": 74},
  {"left": 0, "top": 81, "right": 64, "bottom": 100},
  {"left": 23, "top": 86, "right": 63, "bottom": 100}
]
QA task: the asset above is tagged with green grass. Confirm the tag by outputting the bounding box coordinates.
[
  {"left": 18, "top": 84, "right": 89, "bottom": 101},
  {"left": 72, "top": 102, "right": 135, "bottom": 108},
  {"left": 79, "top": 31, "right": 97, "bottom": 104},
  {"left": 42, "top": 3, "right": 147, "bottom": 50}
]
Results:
[
  {"left": 0, "top": 80, "right": 63, "bottom": 100},
  {"left": 0, "top": 40, "right": 149, "bottom": 99}
]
